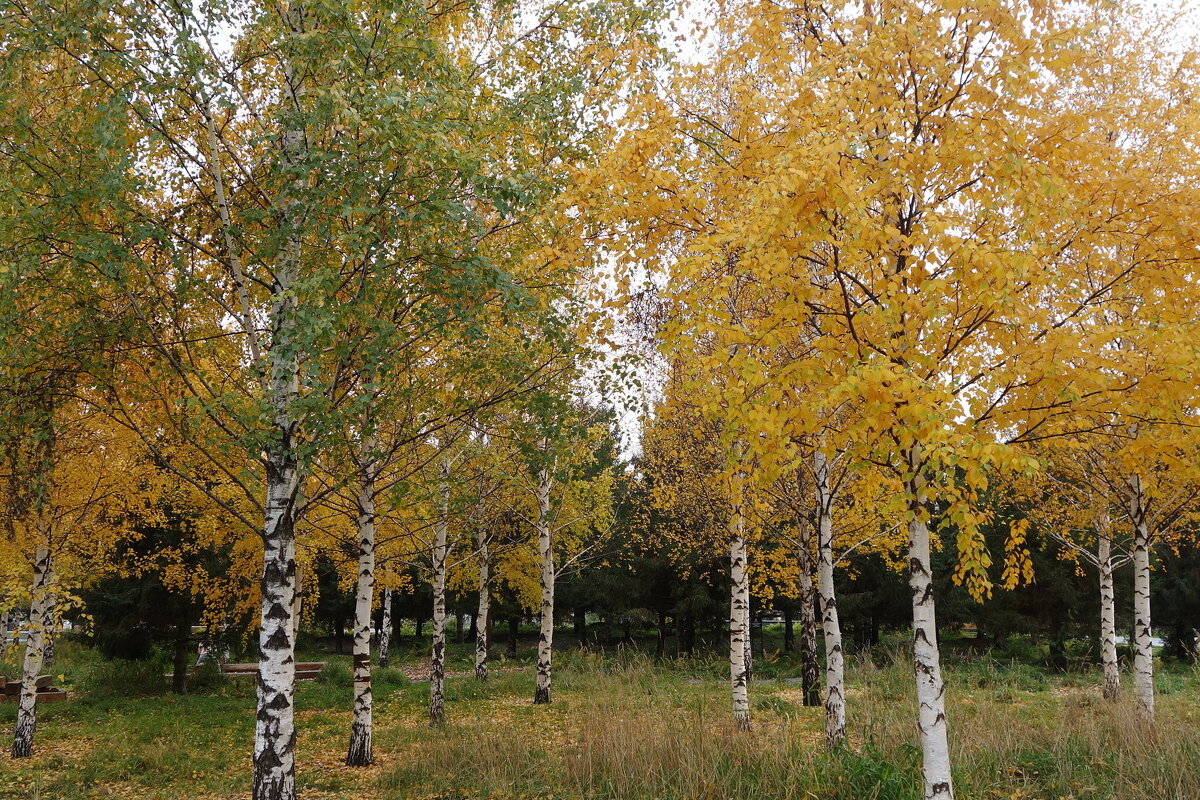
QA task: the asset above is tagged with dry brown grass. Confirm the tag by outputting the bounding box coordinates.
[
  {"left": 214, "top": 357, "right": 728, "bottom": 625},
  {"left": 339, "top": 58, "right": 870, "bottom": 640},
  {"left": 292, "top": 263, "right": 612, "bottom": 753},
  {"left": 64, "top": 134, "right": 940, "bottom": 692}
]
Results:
[{"left": 381, "top": 652, "right": 1200, "bottom": 800}]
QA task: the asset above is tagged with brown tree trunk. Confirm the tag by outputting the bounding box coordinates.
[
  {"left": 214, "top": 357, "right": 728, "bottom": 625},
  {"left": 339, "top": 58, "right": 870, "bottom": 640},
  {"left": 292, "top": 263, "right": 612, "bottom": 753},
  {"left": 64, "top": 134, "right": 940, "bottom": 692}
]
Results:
[
  {"left": 507, "top": 616, "right": 519, "bottom": 658},
  {"left": 172, "top": 617, "right": 192, "bottom": 695}
]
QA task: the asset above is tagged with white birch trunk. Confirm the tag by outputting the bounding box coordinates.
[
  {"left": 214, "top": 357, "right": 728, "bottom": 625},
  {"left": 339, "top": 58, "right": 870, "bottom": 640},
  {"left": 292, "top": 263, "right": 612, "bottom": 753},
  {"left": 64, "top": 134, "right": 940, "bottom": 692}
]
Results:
[
  {"left": 1097, "top": 532, "right": 1120, "bottom": 701},
  {"left": 905, "top": 458, "right": 954, "bottom": 800},
  {"left": 429, "top": 457, "right": 451, "bottom": 726},
  {"left": 796, "top": 537, "right": 821, "bottom": 708},
  {"left": 42, "top": 621, "right": 55, "bottom": 670},
  {"left": 346, "top": 469, "right": 377, "bottom": 766},
  {"left": 814, "top": 449, "right": 845, "bottom": 749},
  {"left": 1128, "top": 474, "right": 1154, "bottom": 722},
  {"left": 11, "top": 545, "right": 53, "bottom": 759},
  {"left": 729, "top": 455, "right": 751, "bottom": 732},
  {"left": 378, "top": 589, "right": 392, "bottom": 670},
  {"left": 743, "top": 599, "right": 753, "bottom": 683},
  {"left": 534, "top": 460, "right": 555, "bottom": 704},
  {"left": 253, "top": 8, "right": 306, "bottom": 791},
  {"left": 291, "top": 561, "right": 303, "bottom": 644},
  {"left": 475, "top": 512, "right": 490, "bottom": 682},
  {"left": 41, "top": 590, "right": 56, "bottom": 670},
  {"left": 255, "top": 472, "right": 299, "bottom": 800}
]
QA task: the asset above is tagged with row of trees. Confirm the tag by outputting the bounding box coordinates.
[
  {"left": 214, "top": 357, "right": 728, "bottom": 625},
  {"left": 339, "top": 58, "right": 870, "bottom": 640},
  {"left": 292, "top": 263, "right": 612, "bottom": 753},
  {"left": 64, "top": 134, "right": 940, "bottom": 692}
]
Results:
[
  {"left": 5, "top": 1, "right": 1200, "bottom": 800},
  {"left": 584, "top": 1, "right": 1200, "bottom": 799},
  {"left": 0, "top": 0, "right": 654, "bottom": 797}
]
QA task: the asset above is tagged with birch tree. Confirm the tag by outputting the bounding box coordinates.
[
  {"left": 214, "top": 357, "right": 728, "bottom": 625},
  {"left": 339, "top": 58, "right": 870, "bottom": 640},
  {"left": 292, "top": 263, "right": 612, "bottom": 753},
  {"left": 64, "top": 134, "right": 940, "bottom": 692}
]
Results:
[
  {"left": 345, "top": 432, "right": 380, "bottom": 763},
  {"left": 591, "top": 0, "right": 1200, "bottom": 793},
  {"left": 454, "top": 427, "right": 521, "bottom": 682},
  {"left": 1051, "top": 427, "right": 1200, "bottom": 721},
  {"left": 4, "top": 0, "right": 652, "bottom": 789},
  {"left": 473, "top": 498, "right": 494, "bottom": 681},
  {"left": 500, "top": 404, "right": 616, "bottom": 705},
  {"left": 638, "top": 388, "right": 760, "bottom": 728},
  {"left": 1011, "top": 447, "right": 1133, "bottom": 700},
  {"left": 426, "top": 445, "right": 466, "bottom": 726},
  {"left": 0, "top": 402, "right": 143, "bottom": 758}
]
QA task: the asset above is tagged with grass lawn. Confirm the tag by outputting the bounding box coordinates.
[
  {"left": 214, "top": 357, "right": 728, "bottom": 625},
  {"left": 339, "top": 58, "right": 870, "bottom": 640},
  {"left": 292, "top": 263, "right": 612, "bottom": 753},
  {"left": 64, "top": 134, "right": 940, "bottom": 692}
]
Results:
[{"left": 2, "top": 640, "right": 1199, "bottom": 799}]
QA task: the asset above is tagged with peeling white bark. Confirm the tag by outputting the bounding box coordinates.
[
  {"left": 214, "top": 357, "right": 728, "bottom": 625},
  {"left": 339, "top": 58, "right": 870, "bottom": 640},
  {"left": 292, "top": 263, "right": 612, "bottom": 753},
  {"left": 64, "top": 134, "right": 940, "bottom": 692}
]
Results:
[
  {"left": 1097, "top": 531, "right": 1120, "bottom": 701},
  {"left": 42, "top": 609, "right": 55, "bottom": 670},
  {"left": 378, "top": 589, "right": 392, "bottom": 669},
  {"left": 534, "top": 458, "right": 555, "bottom": 704},
  {"left": 1128, "top": 474, "right": 1154, "bottom": 723},
  {"left": 254, "top": 474, "right": 299, "bottom": 800},
  {"left": 346, "top": 468, "right": 377, "bottom": 766},
  {"left": 291, "top": 561, "right": 304, "bottom": 644},
  {"left": 743, "top": 600, "right": 753, "bottom": 683},
  {"left": 12, "top": 545, "right": 53, "bottom": 759},
  {"left": 729, "top": 452, "right": 751, "bottom": 732},
  {"left": 796, "top": 537, "right": 820, "bottom": 708},
  {"left": 475, "top": 510, "right": 490, "bottom": 682},
  {"left": 429, "top": 456, "right": 451, "bottom": 726},
  {"left": 253, "top": 6, "right": 307, "bottom": 791},
  {"left": 906, "top": 458, "right": 953, "bottom": 800},
  {"left": 814, "top": 450, "right": 845, "bottom": 749}
]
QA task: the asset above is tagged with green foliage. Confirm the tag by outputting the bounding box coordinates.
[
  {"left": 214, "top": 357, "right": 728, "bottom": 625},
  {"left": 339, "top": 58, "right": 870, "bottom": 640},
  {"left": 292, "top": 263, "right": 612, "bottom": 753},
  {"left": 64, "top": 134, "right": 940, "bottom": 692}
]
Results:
[
  {"left": 820, "top": 745, "right": 921, "bottom": 800},
  {"left": 992, "top": 636, "right": 1042, "bottom": 665},
  {"left": 374, "top": 668, "right": 411, "bottom": 688},
  {"left": 83, "top": 657, "right": 168, "bottom": 697},
  {"left": 751, "top": 694, "right": 797, "bottom": 716},
  {"left": 316, "top": 659, "right": 353, "bottom": 688},
  {"left": 187, "top": 660, "right": 228, "bottom": 693}
]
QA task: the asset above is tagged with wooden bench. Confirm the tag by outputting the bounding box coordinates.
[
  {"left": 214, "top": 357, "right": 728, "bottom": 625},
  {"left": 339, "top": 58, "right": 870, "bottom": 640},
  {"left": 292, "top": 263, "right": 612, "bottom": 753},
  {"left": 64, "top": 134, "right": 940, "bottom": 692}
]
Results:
[
  {"left": 221, "top": 662, "right": 326, "bottom": 682},
  {"left": 2, "top": 674, "right": 52, "bottom": 695},
  {"left": 1, "top": 675, "right": 64, "bottom": 703}
]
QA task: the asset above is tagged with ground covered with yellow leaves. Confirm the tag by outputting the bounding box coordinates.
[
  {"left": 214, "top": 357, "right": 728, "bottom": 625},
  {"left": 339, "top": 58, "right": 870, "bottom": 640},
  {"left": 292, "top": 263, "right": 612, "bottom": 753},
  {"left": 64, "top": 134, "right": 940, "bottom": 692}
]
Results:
[{"left": 3, "top": 642, "right": 1200, "bottom": 800}]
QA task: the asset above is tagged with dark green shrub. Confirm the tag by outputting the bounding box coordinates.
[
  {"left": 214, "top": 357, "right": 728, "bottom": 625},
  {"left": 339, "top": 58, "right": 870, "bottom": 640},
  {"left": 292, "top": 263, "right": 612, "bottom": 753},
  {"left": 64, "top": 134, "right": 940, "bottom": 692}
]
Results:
[{"left": 84, "top": 657, "right": 168, "bottom": 696}]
